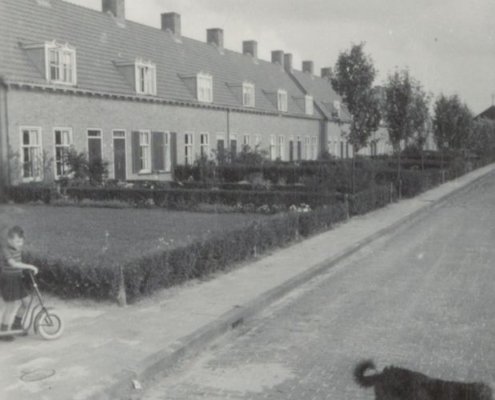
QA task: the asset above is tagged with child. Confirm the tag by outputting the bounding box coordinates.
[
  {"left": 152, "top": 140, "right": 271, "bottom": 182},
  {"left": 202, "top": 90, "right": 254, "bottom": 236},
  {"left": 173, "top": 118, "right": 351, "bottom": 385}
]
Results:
[{"left": 0, "top": 226, "right": 38, "bottom": 341}]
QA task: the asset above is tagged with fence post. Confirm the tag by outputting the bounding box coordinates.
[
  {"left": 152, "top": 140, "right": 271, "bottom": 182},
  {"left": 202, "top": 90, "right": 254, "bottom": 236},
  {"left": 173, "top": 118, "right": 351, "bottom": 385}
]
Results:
[
  {"left": 389, "top": 182, "right": 394, "bottom": 203},
  {"left": 116, "top": 265, "right": 127, "bottom": 307}
]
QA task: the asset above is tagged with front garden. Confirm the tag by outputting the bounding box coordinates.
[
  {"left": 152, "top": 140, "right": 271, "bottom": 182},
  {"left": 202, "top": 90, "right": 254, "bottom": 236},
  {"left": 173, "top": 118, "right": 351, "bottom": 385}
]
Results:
[{"left": 1, "top": 146, "right": 492, "bottom": 304}]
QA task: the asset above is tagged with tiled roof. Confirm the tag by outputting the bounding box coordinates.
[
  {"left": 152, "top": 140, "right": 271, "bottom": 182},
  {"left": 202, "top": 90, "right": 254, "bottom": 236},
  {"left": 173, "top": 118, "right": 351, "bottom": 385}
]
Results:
[
  {"left": 0, "top": 0, "right": 323, "bottom": 118},
  {"left": 290, "top": 69, "right": 351, "bottom": 122},
  {"left": 476, "top": 105, "right": 495, "bottom": 121}
]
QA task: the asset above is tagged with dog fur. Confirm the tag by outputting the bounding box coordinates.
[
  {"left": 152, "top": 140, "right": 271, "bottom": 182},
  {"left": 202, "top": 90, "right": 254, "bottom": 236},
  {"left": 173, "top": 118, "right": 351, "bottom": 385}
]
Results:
[{"left": 353, "top": 360, "right": 493, "bottom": 400}]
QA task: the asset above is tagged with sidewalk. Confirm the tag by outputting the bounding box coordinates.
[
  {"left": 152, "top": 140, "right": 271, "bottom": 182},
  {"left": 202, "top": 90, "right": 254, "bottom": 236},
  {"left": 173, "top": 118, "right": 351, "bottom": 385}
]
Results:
[{"left": 1, "top": 164, "right": 494, "bottom": 400}]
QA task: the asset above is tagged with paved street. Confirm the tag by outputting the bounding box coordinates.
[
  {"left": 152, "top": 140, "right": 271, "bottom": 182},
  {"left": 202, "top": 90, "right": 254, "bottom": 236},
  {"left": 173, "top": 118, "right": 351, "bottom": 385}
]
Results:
[{"left": 143, "top": 175, "right": 495, "bottom": 399}]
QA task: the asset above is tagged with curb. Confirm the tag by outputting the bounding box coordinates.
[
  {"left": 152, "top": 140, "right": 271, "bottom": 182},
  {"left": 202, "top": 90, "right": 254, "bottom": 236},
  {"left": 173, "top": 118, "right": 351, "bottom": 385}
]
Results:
[{"left": 93, "top": 166, "right": 495, "bottom": 400}]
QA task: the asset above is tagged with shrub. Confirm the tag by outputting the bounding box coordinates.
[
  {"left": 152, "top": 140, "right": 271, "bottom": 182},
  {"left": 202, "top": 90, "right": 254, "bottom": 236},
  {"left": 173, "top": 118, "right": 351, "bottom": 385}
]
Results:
[
  {"left": 348, "top": 185, "right": 396, "bottom": 215},
  {"left": 5, "top": 184, "right": 52, "bottom": 204},
  {"left": 65, "top": 187, "right": 342, "bottom": 210}
]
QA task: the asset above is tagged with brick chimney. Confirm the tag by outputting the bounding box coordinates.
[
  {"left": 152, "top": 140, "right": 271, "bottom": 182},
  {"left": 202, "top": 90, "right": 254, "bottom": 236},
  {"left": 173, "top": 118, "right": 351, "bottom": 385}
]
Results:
[
  {"left": 161, "top": 12, "right": 181, "bottom": 36},
  {"left": 207, "top": 28, "right": 224, "bottom": 49},
  {"left": 302, "top": 61, "right": 314, "bottom": 74},
  {"left": 271, "top": 50, "right": 284, "bottom": 67},
  {"left": 102, "top": 0, "right": 125, "bottom": 20},
  {"left": 284, "top": 53, "right": 293, "bottom": 72},
  {"left": 243, "top": 40, "right": 258, "bottom": 58},
  {"left": 321, "top": 67, "right": 332, "bottom": 79}
]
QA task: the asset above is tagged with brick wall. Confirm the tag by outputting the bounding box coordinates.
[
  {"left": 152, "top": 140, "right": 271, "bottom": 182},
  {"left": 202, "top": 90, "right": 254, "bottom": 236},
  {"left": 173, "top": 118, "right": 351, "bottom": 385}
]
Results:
[{"left": 5, "top": 89, "right": 322, "bottom": 184}]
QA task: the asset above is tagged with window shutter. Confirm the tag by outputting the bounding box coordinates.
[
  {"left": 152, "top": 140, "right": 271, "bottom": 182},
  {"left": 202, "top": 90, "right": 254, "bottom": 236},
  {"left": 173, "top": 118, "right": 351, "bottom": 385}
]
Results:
[
  {"left": 132, "top": 131, "right": 140, "bottom": 173},
  {"left": 170, "top": 132, "right": 177, "bottom": 177},
  {"left": 151, "top": 131, "right": 165, "bottom": 172}
]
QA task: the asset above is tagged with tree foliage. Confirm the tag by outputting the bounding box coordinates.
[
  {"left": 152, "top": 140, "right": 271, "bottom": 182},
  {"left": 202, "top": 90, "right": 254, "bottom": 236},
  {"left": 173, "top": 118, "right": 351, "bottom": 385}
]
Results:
[
  {"left": 331, "top": 42, "right": 381, "bottom": 153},
  {"left": 433, "top": 94, "right": 473, "bottom": 152},
  {"left": 469, "top": 118, "right": 495, "bottom": 160}
]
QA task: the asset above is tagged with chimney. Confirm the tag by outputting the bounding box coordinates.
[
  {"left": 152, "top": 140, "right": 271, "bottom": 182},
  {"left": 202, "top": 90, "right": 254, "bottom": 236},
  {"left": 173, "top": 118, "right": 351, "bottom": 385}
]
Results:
[
  {"left": 102, "top": 0, "right": 125, "bottom": 20},
  {"left": 243, "top": 40, "right": 258, "bottom": 58},
  {"left": 321, "top": 67, "right": 332, "bottom": 79},
  {"left": 271, "top": 50, "right": 284, "bottom": 67},
  {"left": 207, "top": 28, "right": 224, "bottom": 49},
  {"left": 302, "top": 61, "right": 314, "bottom": 74},
  {"left": 283, "top": 53, "right": 293, "bottom": 72},
  {"left": 161, "top": 12, "right": 181, "bottom": 36}
]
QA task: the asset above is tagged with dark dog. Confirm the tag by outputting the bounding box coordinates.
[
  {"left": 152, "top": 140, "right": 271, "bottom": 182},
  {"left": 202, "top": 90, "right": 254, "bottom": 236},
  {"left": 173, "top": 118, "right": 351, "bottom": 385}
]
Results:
[{"left": 353, "top": 360, "right": 492, "bottom": 400}]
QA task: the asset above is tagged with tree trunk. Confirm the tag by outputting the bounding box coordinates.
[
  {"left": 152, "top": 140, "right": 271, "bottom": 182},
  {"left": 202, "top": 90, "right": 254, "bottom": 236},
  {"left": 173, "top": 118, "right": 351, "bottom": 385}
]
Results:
[
  {"left": 397, "top": 145, "right": 402, "bottom": 199},
  {"left": 351, "top": 155, "right": 356, "bottom": 194}
]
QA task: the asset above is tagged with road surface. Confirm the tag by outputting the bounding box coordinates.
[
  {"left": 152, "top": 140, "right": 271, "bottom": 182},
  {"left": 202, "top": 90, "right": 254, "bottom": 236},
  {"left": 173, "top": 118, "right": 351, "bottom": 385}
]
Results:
[{"left": 143, "top": 176, "right": 495, "bottom": 399}]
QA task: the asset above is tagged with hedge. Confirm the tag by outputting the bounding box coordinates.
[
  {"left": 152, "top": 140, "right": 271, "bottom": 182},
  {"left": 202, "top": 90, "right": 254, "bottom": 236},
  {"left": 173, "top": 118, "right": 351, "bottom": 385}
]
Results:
[
  {"left": 23, "top": 201, "right": 352, "bottom": 301},
  {"left": 65, "top": 187, "right": 343, "bottom": 209},
  {"left": 5, "top": 185, "right": 52, "bottom": 204}
]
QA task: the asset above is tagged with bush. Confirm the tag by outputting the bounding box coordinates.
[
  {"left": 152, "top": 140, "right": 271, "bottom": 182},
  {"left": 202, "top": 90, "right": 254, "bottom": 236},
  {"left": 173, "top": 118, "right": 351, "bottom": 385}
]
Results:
[
  {"left": 122, "top": 205, "right": 347, "bottom": 301},
  {"left": 24, "top": 253, "right": 120, "bottom": 300},
  {"left": 66, "top": 187, "right": 343, "bottom": 210},
  {"left": 5, "top": 185, "right": 52, "bottom": 204},
  {"left": 26, "top": 200, "right": 350, "bottom": 302},
  {"left": 348, "top": 185, "right": 396, "bottom": 215}
]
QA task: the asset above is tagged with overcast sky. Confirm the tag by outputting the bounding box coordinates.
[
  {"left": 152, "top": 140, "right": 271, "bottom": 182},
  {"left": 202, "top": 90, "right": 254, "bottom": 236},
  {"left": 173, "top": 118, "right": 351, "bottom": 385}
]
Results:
[{"left": 66, "top": 0, "right": 495, "bottom": 114}]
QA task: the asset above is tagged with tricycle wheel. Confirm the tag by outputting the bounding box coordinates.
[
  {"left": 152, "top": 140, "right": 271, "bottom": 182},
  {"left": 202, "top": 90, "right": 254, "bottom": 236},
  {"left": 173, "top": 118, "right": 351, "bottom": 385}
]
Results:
[{"left": 35, "top": 311, "right": 63, "bottom": 340}]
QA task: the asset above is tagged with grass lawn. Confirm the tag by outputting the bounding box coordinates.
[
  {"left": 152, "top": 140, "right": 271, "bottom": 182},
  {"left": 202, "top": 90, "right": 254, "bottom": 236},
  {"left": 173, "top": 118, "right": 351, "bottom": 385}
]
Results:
[{"left": 0, "top": 205, "right": 267, "bottom": 267}]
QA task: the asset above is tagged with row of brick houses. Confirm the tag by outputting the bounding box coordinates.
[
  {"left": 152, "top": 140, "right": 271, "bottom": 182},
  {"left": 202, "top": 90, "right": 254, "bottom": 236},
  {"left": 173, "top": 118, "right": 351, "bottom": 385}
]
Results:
[{"left": 0, "top": 0, "right": 393, "bottom": 185}]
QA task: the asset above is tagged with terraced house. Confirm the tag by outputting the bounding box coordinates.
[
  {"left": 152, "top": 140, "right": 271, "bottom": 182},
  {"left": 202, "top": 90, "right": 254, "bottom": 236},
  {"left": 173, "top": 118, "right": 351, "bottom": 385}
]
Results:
[{"left": 0, "top": 0, "right": 391, "bottom": 186}]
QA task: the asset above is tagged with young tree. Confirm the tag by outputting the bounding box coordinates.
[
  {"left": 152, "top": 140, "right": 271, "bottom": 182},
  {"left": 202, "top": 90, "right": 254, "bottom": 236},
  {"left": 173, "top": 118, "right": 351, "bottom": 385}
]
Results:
[
  {"left": 433, "top": 94, "right": 473, "bottom": 172},
  {"left": 331, "top": 42, "right": 381, "bottom": 193},
  {"left": 383, "top": 69, "right": 428, "bottom": 194},
  {"left": 409, "top": 87, "right": 431, "bottom": 171}
]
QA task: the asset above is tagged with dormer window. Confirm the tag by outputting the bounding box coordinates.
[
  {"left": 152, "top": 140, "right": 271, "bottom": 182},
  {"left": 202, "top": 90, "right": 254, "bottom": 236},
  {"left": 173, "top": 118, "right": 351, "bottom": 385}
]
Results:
[
  {"left": 45, "top": 42, "right": 76, "bottom": 85},
  {"left": 277, "top": 90, "right": 288, "bottom": 112},
  {"left": 242, "top": 82, "right": 255, "bottom": 107},
  {"left": 305, "top": 95, "right": 314, "bottom": 115},
  {"left": 197, "top": 73, "right": 213, "bottom": 103},
  {"left": 135, "top": 60, "right": 156, "bottom": 95}
]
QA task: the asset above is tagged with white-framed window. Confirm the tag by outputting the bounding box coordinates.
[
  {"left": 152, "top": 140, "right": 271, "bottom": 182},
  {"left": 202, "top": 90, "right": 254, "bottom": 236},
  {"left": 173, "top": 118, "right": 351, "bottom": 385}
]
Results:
[
  {"left": 242, "top": 82, "right": 255, "bottom": 107},
  {"left": 197, "top": 73, "right": 213, "bottom": 103},
  {"left": 278, "top": 135, "right": 285, "bottom": 160},
  {"left": 305, "top": 136, "right": 311, "bottom": 160},
  {"left": 311, "top": 136, "right": 318, "bottom": 160},
  {"left": 20, "top": 127, "right": 43, "bottom": 182},
  {"left": 53, "top": 127, "right": 73, "bottom": 178},
  {"left": 243, "top": 134, "right": 250, "bottom": 150},
  {"left": 135, "top": 60, "right": 157, "bottom": 95},
  {"left": 45, "top": 42, "right": 77, "bottom": 85},
  {"left": 184, "top": 132, "right": 194, "bottom": 165},
  {"left": 270, "top": 135, "right": 276, "bottom": 160},
  {"left": 164, "top": 132, "right": 171, "bottom": 172},
  {"left": 138, "top": 131, "right": 151, "bottom": 172},
  {"left": 254, "top": 134, "right": 261, "bottom": 148},
  {"left": 113, "top": 130, "right": 126, "bottom": 139},
  {"left": 277, "top": 89, "right": 288, "bottom": 112},
  {"left": 200, "top": 133, "right": 209, "bottom": 158},
  {"left": 305, "top": 95, "right": 314, "bottom": 115}
]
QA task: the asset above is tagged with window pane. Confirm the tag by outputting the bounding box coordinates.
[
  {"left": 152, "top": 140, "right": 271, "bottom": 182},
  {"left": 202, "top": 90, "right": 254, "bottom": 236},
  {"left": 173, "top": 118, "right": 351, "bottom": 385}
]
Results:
[{"left": 23, "top": 130, "right": 30, "bottom": 145}]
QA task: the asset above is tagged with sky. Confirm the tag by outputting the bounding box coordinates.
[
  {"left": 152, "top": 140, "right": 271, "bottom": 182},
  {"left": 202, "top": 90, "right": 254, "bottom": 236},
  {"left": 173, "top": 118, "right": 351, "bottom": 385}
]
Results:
[{"left": 65, "top": 0, "right": 495, "bottom": 114}]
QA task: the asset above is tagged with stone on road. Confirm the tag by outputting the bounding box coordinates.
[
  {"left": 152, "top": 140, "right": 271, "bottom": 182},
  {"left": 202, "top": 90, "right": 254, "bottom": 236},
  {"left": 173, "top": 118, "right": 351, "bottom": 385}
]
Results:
[{"left": 143, "top": 176, "right": 495, "bottom": 399}]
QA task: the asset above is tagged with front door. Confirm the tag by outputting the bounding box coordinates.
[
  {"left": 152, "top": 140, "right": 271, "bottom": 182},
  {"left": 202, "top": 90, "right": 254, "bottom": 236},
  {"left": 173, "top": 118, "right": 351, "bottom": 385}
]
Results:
[{"left": 113, "top": 138, "right": 126, "bottom": 181}]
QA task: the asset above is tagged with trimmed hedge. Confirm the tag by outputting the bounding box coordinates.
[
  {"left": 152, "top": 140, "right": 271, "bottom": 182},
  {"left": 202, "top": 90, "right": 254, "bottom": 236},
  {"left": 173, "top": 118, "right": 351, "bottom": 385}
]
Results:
[
  {"left": 25, "top": 201, "right": 350, "bottom": 301},
  {"left": 349, "top": 184, "right": 397, "bottom": 215},
  {"left": 26, "top": 184, "right": 401, "bottom": 302},
  {"left": 6, "top": 185, "right": 52, "bottom": 204},
  {"left": 66, "top": 187, "right": 343, "bottom": 209}
]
